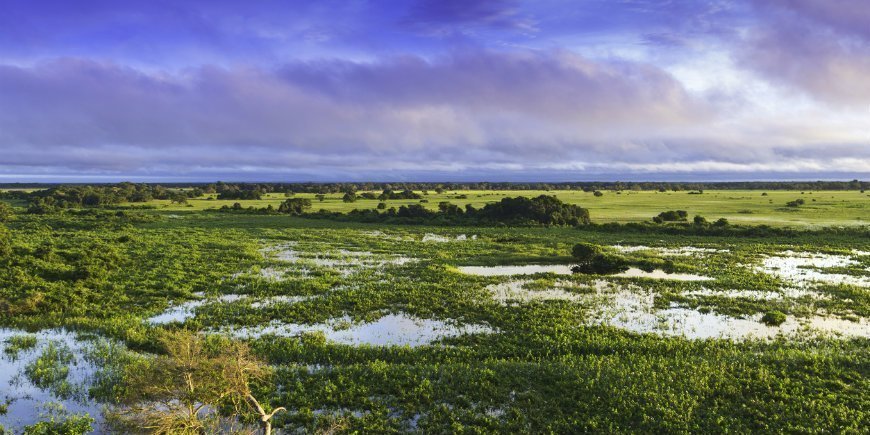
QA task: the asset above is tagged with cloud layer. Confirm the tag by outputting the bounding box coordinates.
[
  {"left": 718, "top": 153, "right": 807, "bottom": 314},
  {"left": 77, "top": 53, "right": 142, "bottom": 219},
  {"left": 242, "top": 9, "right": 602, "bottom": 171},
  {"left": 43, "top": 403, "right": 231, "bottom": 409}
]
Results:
[{"left": 0, "top": 0, "right": 867, "bottom": 180}]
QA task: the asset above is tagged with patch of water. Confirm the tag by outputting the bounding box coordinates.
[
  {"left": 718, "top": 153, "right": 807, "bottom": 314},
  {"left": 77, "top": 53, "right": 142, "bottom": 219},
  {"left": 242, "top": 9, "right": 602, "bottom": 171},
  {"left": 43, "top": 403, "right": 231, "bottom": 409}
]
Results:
[
  {"left": 489, "top": 281, "right": 581, "bottom": 303},
  {"left": 682, "top": 287, "right": 826, "bottom": 300},
  {"left": 261, "top": 242, "right": 299, "bottom": 262},
  {"left": 457, "top": 264, "right": 574, "bottom": 276},
  {"left": 613, "top": 268, "right": 714, "bottom": 281},
  {"left": 147, "top": 294, "right": 246, "bottom": 324},
  {"left": 148, "top": 293, "right": 316, "bottom": 323},
  {"left": 363, "top": 230, "right": 409, "bottom": 241},
  {"left": 612, "top": 245, "right": 728, "bottom": 256},
  {"left": 758, "top": 251, "right": 870, "bottom": 287},
  {"left": 249, "top": 295, "right": 316, "bottom": 308},
  {"left": 423, "top": 233, "right": 476, "bottom": 243},
  {"left": 590, "top": 292, "right": 869, "bottom": 340},
  {"left": 221, "top": 314, "right": 495, "bottom": 347},
  {"left": 458, "top": 264, "right": 712, "bottom": 281},
  {"left": 0, "top": 329, "right": 118, "bottom": 432}
]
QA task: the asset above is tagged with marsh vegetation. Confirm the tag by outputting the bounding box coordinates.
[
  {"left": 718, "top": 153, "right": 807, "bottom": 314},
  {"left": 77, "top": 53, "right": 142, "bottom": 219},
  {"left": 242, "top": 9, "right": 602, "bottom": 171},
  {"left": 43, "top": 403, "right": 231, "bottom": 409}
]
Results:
[{"left": 0, "top": 183, "right": 868, "bottom": 433}]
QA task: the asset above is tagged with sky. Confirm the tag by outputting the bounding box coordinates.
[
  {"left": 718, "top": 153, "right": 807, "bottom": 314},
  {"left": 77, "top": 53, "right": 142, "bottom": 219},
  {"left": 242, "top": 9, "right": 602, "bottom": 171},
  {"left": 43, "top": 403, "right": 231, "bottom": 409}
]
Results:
[{"left": 0, "top": 0, "right": 868, "bottom": 182}]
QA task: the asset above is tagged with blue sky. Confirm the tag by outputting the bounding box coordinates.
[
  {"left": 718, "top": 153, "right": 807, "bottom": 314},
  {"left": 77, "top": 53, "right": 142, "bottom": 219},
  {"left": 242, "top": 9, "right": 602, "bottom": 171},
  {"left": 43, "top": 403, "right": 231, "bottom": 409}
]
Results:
[{"left": 0, "top": 0, "right": 868, "bottom": 181}]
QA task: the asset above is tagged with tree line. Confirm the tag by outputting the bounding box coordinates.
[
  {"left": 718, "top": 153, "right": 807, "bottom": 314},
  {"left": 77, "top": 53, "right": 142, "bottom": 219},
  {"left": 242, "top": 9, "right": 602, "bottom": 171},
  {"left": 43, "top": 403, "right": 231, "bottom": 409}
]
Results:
[{"left": 2, "top": 179, "right": 866, "bottom": 200}]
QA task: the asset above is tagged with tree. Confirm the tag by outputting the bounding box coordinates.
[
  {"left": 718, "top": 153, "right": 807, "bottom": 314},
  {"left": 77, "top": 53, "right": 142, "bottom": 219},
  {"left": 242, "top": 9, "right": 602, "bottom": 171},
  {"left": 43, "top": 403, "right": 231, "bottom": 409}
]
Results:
[
  {"left": 170, "top": 193, "right": 188, "bottom": 205},
  {"left": 114, "top": 331, "right": 285, "bottom": 435},
  {"left": 342, "top": 192, "right": 357, "bottom": 203}
]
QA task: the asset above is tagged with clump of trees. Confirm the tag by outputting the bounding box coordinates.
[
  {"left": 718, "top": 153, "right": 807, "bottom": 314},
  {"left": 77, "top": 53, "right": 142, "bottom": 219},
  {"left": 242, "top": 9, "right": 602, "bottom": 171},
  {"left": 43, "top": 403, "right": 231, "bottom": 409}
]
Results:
[
  {"left": 113, "top": 331, "right": 285, "bottom": 435},
  {"left": 476, "top": 195, "right": 590, "bottom": 225},
  {"left": 378, "top": 189, "right": 421, "bottom": 200},
  {"left": 277, "top": 198, "right": 312, "bottom": 215},
  {"left": 652, "top": 210, "right": 688, "bottom": 223},
  {"left": 786, "top": 199, "right": 805, "bottom": 207}
]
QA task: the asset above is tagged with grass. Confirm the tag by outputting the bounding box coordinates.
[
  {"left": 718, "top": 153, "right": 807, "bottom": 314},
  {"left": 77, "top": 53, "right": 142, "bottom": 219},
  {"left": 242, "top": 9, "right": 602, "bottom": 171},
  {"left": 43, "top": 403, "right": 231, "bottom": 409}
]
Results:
[
  {"left": 0, "top": 200, "right": 868, "bottom": 432},
  {"left": 108, "top": 189, "right": 870, "bottom": 228},
  {"left": 3, "top": 334, "right": 38, "bottom": 359},
  {"left": 24, "top": 342, "right": 77, "bottom": 399}
]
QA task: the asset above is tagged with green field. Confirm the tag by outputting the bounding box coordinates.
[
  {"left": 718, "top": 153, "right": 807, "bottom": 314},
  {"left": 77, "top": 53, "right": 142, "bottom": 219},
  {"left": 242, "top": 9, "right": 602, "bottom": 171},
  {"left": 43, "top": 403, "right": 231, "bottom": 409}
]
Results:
[
  {"left": 0, "top": 190, "right": 868, "bottom": 433},
  {"left": 123, "top": 189, "right": 870, "bottom": 228}
]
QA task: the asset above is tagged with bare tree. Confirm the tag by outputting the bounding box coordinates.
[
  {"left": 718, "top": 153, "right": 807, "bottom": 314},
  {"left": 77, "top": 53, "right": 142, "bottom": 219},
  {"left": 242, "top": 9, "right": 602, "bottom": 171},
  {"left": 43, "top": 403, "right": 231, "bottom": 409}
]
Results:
[{"left": 113, "top": 331, "right": 285, "bottom": 435}]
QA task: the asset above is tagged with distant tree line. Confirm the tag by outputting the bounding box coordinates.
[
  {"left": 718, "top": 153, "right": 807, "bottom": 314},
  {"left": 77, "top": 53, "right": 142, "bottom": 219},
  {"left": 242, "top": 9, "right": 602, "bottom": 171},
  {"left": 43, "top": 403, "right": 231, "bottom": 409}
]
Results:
[
  {"left": 4, "top": 183, "right": 204, "bottom": 213},
  {"left": 2, "top": 179, "right": 866, "bottom": 199}
]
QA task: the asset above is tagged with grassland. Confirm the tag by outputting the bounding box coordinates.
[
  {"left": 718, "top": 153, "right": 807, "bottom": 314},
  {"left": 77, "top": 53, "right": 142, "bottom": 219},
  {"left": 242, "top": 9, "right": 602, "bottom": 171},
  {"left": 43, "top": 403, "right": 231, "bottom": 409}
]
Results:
[
  {"left": 119, "top": 189, "right": 870, "bottom": 228},
  {"left": 0, "top": 187, "right": 868, "bottom": 433}
]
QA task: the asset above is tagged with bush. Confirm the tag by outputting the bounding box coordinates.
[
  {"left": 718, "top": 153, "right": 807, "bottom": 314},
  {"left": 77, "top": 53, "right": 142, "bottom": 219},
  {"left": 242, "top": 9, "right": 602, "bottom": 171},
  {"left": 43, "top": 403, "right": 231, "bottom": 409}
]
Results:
[
  {"left": 653, "top": 210, "right": 688, "bottom": 223},
  {"left": 786, "top": 199, "right": 805, "bottom": 207},
  {"left": 593, "top": 191, "right": 604, "bottom": 197},
  {"left": 761, "top": 310, "right": 787, "bottom": 326},
  {"left": 571, "top": 243, "right": 629, "bottom": 274}
]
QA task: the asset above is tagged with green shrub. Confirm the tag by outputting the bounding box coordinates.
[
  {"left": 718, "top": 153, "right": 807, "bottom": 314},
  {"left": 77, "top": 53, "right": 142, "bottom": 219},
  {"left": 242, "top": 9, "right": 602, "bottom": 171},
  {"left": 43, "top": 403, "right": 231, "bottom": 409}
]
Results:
[{"left": 761, "top": 311, "right": 787, "bottom": 326}]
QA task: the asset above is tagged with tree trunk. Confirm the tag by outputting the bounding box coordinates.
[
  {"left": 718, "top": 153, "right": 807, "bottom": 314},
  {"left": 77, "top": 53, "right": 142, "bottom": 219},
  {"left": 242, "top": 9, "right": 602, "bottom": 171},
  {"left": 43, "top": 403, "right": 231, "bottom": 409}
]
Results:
[{"left": 263, "top": 420, "right": 272, "bottom": 435}]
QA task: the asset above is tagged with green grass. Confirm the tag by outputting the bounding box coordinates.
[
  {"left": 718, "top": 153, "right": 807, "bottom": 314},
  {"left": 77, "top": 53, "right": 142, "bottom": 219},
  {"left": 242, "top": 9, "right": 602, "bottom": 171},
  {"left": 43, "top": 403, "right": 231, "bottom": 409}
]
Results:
[
  {"left": 122, "top": 189, "right": 870, "bottom": 228},
  {"left": 3, "top": 334, "right": 38, "bottom": 359}
]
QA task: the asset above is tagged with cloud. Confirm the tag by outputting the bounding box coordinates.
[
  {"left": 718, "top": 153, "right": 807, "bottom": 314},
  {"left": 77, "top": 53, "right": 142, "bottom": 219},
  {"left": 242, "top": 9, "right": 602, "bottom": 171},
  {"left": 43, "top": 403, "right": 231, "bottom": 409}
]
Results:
[
  {"left": 740, "top": 0, "right": 870, "bottom": 105},
  {"left": 0, "top": 51, "right": 716, "bottom": 177}
]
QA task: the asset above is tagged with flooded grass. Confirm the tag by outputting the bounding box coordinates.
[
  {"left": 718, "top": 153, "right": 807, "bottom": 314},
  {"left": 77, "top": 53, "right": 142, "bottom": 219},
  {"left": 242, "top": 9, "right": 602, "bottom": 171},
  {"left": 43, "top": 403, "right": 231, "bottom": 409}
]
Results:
[
  {"left": 758, "top": 250, "right": 870, "bottom": 287},
  {"left": 0, "top": 329, "right": 135, "bottom": 432},
  {"left": 2, "top": 211, "right": 869, "bottom": 433}
]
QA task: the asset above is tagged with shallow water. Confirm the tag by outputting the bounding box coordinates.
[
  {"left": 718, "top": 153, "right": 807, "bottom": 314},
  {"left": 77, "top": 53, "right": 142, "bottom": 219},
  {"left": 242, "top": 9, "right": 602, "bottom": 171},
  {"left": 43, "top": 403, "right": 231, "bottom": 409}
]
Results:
[
  {"left": 148, "top": 293, "right": 315, "bottom": 324},
  {"left": 423, "top": 233, "right": 476, "bottom": 242},
  {"left": 682, "top": 287, "right": 825, "bottom": 300},
  {"left": 456, "top": 264, "right": 574, "bottom": 276},
  {"left": 222, "top": 314, "right": 495, "bottom": 346},
  {"left": 613, "top": 268, "right": 713, "bottom": 281},
  {"left": 458, "top": 264, "right": 712, "bottom": 281},
  {"left": 488, "top": 280, "right": 584, "bottom": 303},
  {"left": 758, "top": 251, "right": 870, "bottom": 287},
  {"left": 612, "top": 245, "right": 728, "bottom": 256},
  {"left": 264, "top": 243, "right": 413, "bottom": 277},
  {"left": 484, "top": 280, "right": 865, "bottom": 339},
  {"left": 0, "top": 329, "right": 113, "bottom": 432},
  {"left": 147, "top": 294, "right": 246, "bottom": 324},
  {"left": 590, "top": 292, "right": 869, "bottom": 339}
]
